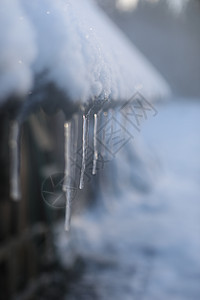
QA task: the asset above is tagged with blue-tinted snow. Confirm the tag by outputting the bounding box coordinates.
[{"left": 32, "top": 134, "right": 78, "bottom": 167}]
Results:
[{"left": 55, "top": 100, "right": 200, "bottom": 299}]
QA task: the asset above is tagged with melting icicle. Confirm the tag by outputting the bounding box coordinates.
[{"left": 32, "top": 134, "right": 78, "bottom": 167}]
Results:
[
  {"left": 9, "top": 120, "right": 21, "bottom": 201},
  {"left": 72, "top": 114, "right": 79, "bottom": 179},
  {"left": 65, "top": 191, "right": 71, "bottom": 231},
  {"left": 92, "top": 113, "right": 98, "bottom": 175},
  {"left": 63, "top": 122, "right": 71, "bottom": 184},
  {"left": 79, "top": 115, "right": 87, "bottom": 189},
  {"left": 63, "top": 122, "right": 72, "bottom": 231}
]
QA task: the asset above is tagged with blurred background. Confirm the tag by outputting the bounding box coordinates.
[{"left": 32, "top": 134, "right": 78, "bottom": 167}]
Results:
[{"left": 0, "top": 0, "right": 200, "bottom": 299}]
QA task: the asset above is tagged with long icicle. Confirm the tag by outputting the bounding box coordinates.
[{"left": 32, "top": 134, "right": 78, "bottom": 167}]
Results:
[
  {"left": 72, "top": 114, "right": 79, "bottom": 179},
  {"left": 63, "top": 122, "right": 72, "bottom": 231},
  {"left": 92, "top": 113, "right": 98, "bottom": 175},
  {"left": 9, "top": 120, "right": 21, "bottom": 201},
  {"left": 79, "top": 114, "right": 87, "bottom": 189}
]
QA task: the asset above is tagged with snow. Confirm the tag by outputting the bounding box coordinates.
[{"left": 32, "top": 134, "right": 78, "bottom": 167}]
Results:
[
  {"left": 0, "top": 0, "right": 170, "bottom": 106},
  {"left": 114, "top": 0, "right": 189, "bottom": 14},
  {"left": 54, "top": 99, "right": 200, "bottom": 299},
  {"left": 0, "top": 0, "right": 36, "bottom": 102}
]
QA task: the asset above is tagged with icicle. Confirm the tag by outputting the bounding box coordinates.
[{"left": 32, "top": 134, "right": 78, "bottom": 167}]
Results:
[
  {"left": 92, "top": 113, "right": 98, "bottom": 175},
  {"left": 79, "top": 115, "right": 88, "bottom": 190},
  {"left": 65, "top": 191, "right": 71, "bottom": 231},
  {"left": 63, "top": 122, "right": 71, "bottom": 182},
  {"left": 63, "top": 122, "right": 72, "bottom": 231},
  {"left": 79, "top": 115, "right": 87, "bottom": 189},
  {"left": 9, "top": 120, "right": 21, "bottom": 201},
  {"left": 79, "top": 114, "right": 87, "bottom": 189},
  {"left": 72, "top": 114, "right": 79, "bottom": 179}
]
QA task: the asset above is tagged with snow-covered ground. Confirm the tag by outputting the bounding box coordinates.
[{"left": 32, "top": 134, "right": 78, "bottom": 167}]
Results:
[{"left": 55, "top": 99, "right": 200, "bottom": 299}]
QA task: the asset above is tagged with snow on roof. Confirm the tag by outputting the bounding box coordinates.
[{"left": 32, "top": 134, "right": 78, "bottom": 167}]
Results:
[{"left": 0, "top": 0, "right": 170, "bottom": 107}]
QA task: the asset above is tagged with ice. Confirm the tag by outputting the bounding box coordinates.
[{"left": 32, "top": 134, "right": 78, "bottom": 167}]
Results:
[
  {"left": 9, "top": 120, "right": 21, "bottom": 201},
  {"left": 55, "top": 100, "right": 200, "bottom": 299},
  {"left": 63, "top": 122, "right": 72, "bottom": 231},
  {"left": 72, "top": 114, "right": 79, "bottom": 179},
  {"left": 65, "top": 192, "right": 71, "bottom": 231},
  {"left": 92, "top": 113, "right": 98, "bottom": 175},
  {"left": 0, "top": 0, "right": 170, "bottom": 106},
  {"left": 79, "top": 115, "right": 88, "bottom": 190},
  {"left": 63, "top": 122, "right": 71, "bottom": 183}
]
